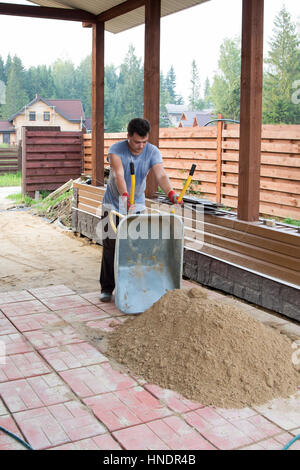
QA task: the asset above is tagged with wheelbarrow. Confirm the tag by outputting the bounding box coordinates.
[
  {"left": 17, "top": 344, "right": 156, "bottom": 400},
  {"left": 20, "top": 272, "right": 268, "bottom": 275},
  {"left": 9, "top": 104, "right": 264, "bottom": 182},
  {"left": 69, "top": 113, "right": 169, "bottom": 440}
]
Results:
[{"left": 109, "top": 164, "right": 196, "bottom": 314}]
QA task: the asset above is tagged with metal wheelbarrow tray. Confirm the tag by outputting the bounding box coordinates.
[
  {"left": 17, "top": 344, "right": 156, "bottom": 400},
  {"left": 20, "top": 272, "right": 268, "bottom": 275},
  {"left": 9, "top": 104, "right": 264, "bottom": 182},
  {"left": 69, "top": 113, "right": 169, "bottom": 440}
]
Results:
[{"left": 114, "top": 213, "right": 184, "bottom": 314}]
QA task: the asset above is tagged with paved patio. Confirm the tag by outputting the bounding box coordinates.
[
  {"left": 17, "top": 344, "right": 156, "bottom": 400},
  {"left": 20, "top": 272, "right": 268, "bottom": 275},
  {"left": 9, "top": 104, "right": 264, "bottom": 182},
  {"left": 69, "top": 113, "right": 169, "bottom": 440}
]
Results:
[{"left": 0, "top": 280, "right": 299, "bottom": 451}]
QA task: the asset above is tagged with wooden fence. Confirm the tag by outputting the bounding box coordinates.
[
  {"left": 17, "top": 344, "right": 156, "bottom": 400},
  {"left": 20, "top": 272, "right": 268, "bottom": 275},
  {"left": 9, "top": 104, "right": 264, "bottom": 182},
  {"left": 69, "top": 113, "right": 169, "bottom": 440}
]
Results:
[
  {"left": 83, "top": 124, "right": 300, "bottom": 220},
  {"left": 22, "top": 129, "right": 83, "bottom": 196},
  {"left": 0, "top": 145, "right": 21, "bottom": 174}
]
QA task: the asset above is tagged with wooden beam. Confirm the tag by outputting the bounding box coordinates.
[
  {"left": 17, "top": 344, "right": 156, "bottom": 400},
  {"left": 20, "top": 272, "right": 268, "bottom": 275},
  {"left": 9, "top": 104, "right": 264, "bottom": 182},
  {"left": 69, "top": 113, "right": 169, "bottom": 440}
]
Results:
[
  {"left": 238, "top": 0, "right": 264, "bottom": 221},
  {"left": 0, "top": 2, "right": 96, "bottom": 22},
  {"left": 92, "top": 22, "right": 105, "bottom": 187},
  {"left": 144, "top": 0, "right": 161, "bottom": 198},
  {"left": 96, "top": 0, "right": 145, "bottom": 23}
]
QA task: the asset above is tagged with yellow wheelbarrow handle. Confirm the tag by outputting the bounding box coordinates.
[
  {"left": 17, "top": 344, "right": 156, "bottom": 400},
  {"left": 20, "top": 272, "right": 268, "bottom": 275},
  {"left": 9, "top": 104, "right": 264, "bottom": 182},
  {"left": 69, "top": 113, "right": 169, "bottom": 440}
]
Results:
[{"left": 109, "top": 210, "right": 125, "bottom": 234}]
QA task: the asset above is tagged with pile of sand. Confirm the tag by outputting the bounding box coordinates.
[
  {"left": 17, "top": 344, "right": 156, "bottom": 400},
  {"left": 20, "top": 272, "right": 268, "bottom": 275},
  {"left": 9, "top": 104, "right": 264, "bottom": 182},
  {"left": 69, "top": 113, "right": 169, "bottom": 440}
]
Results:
[{"left": 107, "top": 287, "right": 300, "bottom": 408}]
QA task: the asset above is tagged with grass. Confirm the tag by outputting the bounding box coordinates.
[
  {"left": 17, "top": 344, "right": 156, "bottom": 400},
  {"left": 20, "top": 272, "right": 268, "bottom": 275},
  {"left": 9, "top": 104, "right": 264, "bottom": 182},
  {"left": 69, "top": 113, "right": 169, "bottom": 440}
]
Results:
[
  {"left": 282, "top": 218, "right": 300, "bottom": 227},
  {"left": 0, "top": 172, "right": 22, "bottom": 187},
  {"left": 6, "top": 192, "right": 34, "bottom": 206}
]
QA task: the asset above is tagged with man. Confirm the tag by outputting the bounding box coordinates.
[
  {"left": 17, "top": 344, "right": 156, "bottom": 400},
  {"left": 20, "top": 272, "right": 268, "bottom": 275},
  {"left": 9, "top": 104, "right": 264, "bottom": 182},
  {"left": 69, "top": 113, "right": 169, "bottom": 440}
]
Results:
[{"left": 99, "top": 117, "right": 182, "bottom": 302}]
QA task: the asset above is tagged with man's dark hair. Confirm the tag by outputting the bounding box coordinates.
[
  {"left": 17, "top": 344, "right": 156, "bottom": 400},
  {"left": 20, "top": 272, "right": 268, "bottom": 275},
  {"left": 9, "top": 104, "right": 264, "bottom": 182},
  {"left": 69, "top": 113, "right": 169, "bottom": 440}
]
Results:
[{"left": 127, "top": 118, "right": 151, "bottom": 137}]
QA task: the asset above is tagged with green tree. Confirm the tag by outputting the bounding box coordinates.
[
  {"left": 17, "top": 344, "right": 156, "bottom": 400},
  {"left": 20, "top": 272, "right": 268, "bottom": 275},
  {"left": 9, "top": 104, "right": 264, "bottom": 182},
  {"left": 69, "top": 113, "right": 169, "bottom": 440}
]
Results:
[
  {"left": 188, "top": 60, "right": 204, "bottom": 110},
  {"left": 51, "top": 58, "right": 76, "bottom": 99},
  {"left": 203, "top": 77, "right": 212, "bottom": 109},
  {"left": 4, "top": 54, "right": 12, "bottom": 83},
  {"left": 74, "top": 55, "right": 92, "bottom": 117},
  {"left": 105, "top": 64, "right": 123, "bottom": 132},
  {"left": 118, "top": 45, "right": 144, "bottom": 129},
  {"left": 2, "top": 55, "right": 28, "bottom": 119},
  {"left": 263, "top": 6, "right": 300, "bottom": 124},
  {"left": 0, "top": 56, "right": 5, "bottom": 83},
  {"left": 160, "top": 72, "right": 172, "bottom": 127},
  {"left": 210, "top": 37, "right": 241, "bottom": 120},
  {"left": 25, "top": 65, "right": 55, "bottom": 101}
]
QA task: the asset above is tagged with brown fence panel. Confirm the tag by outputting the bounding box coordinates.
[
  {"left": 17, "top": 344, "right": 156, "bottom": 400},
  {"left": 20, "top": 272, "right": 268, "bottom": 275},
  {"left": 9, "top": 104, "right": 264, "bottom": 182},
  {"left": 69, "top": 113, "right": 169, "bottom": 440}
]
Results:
[
  {"left": 222, "top": 124, "right": 300, "bottom": 219},
  {"left": 0, "top": 146, "right": 19, "bottom": 174},
  {"left": 23, "top": 129, "right": 83, "bottom": 196}
]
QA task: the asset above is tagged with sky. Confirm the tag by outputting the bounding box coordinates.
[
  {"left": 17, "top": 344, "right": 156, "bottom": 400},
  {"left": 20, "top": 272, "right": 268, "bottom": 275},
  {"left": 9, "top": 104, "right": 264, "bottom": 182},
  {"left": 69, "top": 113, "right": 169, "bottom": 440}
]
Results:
[{"left": 0, "top": 0, "right": 299, "bottom": 102}]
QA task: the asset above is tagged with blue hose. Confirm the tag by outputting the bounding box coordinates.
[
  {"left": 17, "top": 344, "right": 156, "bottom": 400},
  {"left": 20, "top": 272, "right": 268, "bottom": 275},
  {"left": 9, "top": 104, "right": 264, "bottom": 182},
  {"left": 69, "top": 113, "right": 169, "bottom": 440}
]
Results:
[
  {"left": 282, "top": 434, "right": 300, "bottom": 450},
  {"left": 0, "top": 425, "right": 34, "bottom": 450}
]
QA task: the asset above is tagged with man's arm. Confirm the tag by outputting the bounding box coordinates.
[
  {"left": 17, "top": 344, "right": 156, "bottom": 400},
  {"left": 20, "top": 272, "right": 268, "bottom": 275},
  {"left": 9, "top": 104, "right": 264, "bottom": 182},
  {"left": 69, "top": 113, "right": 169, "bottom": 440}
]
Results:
[
  {"left": 152, "top": 163, "right": 183, "bottom": 204},
  {"left": 109, "top": 153, "right": 127, "bottom": 195},
  {"left": 151, "top": 163, "right": 172, "bottom": 195}
]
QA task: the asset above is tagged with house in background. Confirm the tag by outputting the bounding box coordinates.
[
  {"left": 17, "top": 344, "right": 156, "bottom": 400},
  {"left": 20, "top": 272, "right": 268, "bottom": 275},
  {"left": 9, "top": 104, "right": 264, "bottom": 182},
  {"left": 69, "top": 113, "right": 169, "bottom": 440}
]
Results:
[
  {"left": 166, "top": 103, "right": 214, "bottom": 128},
  {"left": 165, "top": 104, "right": 186, "bottom": 127},
  {"left": 178, "top": 110, "right": 214, "bottom": 128},
  {"left": 0, "top": 95, "right": 86, "bottom": 144},
  {"left": 0, "top": 120, "right": 16, "bottom": 145}
]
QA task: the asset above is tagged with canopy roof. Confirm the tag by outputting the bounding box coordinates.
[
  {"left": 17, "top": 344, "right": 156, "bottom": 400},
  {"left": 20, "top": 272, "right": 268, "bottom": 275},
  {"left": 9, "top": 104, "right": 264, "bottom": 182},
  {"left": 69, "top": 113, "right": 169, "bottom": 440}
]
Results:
[{"left": 28, "top": 0, "right": 209, "bottom": 33}]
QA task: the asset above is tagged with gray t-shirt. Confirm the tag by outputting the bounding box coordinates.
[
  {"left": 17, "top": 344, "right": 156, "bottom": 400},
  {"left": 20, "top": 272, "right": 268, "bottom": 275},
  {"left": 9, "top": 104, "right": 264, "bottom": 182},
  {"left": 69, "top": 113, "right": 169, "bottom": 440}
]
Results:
[{"left": 103, "top": 140, "right": 163, "bottom": 214}]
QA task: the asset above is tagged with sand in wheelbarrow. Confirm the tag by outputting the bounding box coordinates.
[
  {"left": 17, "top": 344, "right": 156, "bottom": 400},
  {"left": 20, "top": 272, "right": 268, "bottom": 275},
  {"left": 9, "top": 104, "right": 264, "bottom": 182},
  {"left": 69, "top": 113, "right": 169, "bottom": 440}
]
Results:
[{"left": 107, "top": 287, "right": 300, "bottom": 408}]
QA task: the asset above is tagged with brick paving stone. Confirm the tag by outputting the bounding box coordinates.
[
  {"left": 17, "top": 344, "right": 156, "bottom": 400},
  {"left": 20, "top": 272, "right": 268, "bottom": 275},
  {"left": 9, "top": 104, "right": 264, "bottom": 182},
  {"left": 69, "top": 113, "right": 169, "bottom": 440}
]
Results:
[
  {"left": 148, "top": 416, "right": 216, "bottom": 450},
  {"left": 28, "top": 285, "right": 75, "bottom": 299},
  {"left": 113, "top": 423, "right": 170, "bottom": 450},
  {"left": 41, "top": 295, "right": 91, "bottom": 311},
  {"left": 0, "top": 398, "right": 7, "bottom": 415},
  {"left": 0, "top": 379, "right": 44, "bottom": 412},
  {"left": 55, "top": 305, "right": 109, "bottom": 322},
  {"left": 0, "top": 414, "right": 26, "bottom": 450},
  {"left": 84, "top": 386, "right": 172, "bottom": 432},
  {"left": 0, "top": 317, "right": 18, "bottom": 335},
  {"left": 214, "top": 407, "right": 258, "bottom": 421},
  {"left": 184, "top": 407, "right": 253, "bottom": 450},
  {"left": 0, "top": 290, "right": 35, "bottom": 304},
  {"left": 14, "top": 401, "right": 106, "bottom": 450},
  {"left": 51, "top": 434, "right": 122, "bottom": 450},
  {"left": 241, "top": 432, "right": 298, "bottom": 450},
  {"left": 24, "top": 326, "right": 84, "bottom": 350},
  {"left": 253, "top": 391, "right": 300, "bottom": 430},
  {"left": 0, "top": 352, "right": 51, "bottom": 382},
  {"left": 40, "top": 342, "right": 107, "bottom": 372},
  {"left": 0, "top": 333, "right": 34, "bottom": 355},
  {"left": 97, "top": 303, "right": 123, "bottom": 316},
  {"left": 85, "top": 317, "right": 122, "bottom": 333},
  {"left": 231, "top": 414, "right": 281, "bottom": 442},
  {"left": 10, "top": 311, "right": 64, "bottom": 332},
  {"left": 0, "top": 374, "right": 75, "bottom": 412},
  {"left": 80, "top": 292, "right": 102, "bottom": 306},
  {"left": 145, "top": 384, "right": 204, "bottom": 413},
  {"left": 0, "top": 300, "right": 50, "bottom": 317},
  {"left": 60, "top": 363, "right": 137, "bottom": 398}
]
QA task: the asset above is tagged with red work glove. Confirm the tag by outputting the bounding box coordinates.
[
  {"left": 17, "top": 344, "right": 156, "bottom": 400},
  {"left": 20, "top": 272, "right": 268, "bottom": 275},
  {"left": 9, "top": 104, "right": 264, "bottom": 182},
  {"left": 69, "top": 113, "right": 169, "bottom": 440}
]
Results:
[
  {"left": 121, "top": 192, "right": 130, "bottom": 211},
  {"left": 121, "top": 192, "right": 136, "bottom": 213},
  {"left": 168, "top": 190, "right": 183, "bottom": 205}
]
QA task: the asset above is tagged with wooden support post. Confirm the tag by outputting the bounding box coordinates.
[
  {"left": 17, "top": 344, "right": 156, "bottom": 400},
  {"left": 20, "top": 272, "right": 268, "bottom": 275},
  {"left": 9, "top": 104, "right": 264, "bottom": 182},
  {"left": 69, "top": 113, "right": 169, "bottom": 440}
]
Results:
[
  {"left": 238, "top": 0, "right": 264, "bottom": 221},
  {"left": 144, "top": 0, "right": 161, "bottom": 198},
  {"left": 216, "top": 113, "right": 223, "bottom": 204},
  {"left": 92, "top": 21, "right": 105, "bottom": 187}
]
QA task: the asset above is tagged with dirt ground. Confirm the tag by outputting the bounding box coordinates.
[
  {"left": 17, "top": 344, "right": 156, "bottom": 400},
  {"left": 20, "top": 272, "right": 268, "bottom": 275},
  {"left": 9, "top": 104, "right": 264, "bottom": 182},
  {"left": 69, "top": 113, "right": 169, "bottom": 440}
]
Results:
[{"left": 0, "top": 210, "right": 102, "bottom": 293}]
